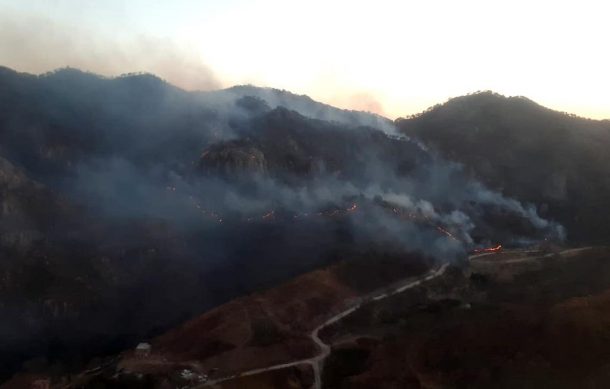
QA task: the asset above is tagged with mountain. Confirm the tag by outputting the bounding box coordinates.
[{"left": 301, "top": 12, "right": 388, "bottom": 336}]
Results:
[
  {"left": 0, "top": 67, "right": 586, "bottom": 384},
  {"left": 397, "top": 91, "right": 610, "bottom": 244}
]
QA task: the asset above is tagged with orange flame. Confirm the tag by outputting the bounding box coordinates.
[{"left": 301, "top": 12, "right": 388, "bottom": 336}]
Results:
[{"left": 473, "top": 244, "right": 503, "bottom": 254}]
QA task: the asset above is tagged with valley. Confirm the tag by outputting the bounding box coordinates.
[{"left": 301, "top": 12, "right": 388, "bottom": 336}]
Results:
[{"left": 19, "top": 245, "right": 610, "bottom": 389}]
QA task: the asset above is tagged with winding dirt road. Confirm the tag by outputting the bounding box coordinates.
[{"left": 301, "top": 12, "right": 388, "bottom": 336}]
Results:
[{"left": 202, "top": 262, "right": 450, "bottom": 388}]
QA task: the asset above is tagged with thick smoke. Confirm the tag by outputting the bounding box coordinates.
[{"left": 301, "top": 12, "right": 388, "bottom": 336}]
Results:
[
  {"left": 0, "top": 65, "right": 566, "bottom": 276},
  {"left": 60, "top": 86, "right": 564, "bottom": 262},
  {"left": 202, "top": 86, "right": 399, "bottom": 135}
]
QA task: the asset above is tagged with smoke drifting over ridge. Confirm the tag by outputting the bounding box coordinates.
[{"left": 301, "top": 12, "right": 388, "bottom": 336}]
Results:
[
  {"left": 0, "top": 66, "right": 565, "bottom": 265},
  {"left": 5, "top": 67, "right": 559, "bottom": 263}
]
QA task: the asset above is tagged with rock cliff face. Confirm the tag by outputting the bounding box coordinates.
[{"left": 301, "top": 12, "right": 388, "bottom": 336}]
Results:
[
  {"left": 0, "top": 157, "right": 30, "bottom": 190},
  {"left": 200, "top": 141, "right": 268, "bottom": 177},
  {"left": 198, "top": 106, "right": 428, "bottom": 184},
  {"left": 0, "top": 157, "right": 64, "bottom": 252}
]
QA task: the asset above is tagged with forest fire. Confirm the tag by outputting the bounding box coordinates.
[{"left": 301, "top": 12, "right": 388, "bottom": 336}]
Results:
[
  {"left": 188, "top": 195, "right": 223, "bottom": 223},
  {"left": 178, "top": 186, "right": 468, "bottom": 246},
  {"left": 262, "top": 210, "right": 275, "bottom": 220},
  {"left": 390, "top": 205, "right": 462, "bottom": 242},
  {"left": 436, "top": 226, "right": 460, "bottom": 242},
  {"left": 322, "top": 203, "right": 358, "bottom": 217},
  {"left": 472, "top": 244, "right": 503, "bottom": 254}
]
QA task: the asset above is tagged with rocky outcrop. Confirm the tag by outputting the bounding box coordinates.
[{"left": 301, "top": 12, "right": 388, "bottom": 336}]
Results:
[
  {"left": 199, "top": 141, "right": 268, "bottom": 177},
  {"left": 0, "top": 157, "right": 31, "bottom": 191}
]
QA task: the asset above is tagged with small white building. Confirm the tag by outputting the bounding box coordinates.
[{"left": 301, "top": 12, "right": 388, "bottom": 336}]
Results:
[{"left": 135, "top": 342, "right": 151, "bottom": 358}]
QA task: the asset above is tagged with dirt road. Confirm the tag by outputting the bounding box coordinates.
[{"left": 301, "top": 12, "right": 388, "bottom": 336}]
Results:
[{"left": 202, "top": 263, "right": 450, "bottom": 388}]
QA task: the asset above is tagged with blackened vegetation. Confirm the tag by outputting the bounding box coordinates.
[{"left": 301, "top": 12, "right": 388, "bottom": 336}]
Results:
[
  {"left": 322, "top": 346, "right": 371, "bottom": 389},
  {"left": 333, "top": 249, "right": 431, "bottom": 293},
  {"left": 248, "top": 318, "right": 286, "bottom": 348}
]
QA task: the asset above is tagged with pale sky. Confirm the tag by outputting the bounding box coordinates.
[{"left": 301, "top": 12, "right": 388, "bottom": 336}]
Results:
[{"left": 1, "top": 0, "right": 608, "bottom": 119}]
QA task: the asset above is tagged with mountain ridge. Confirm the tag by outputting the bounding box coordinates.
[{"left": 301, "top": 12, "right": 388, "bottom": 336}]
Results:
[{"left": 397, "top": 91, "right": 610, "bottom": 243}]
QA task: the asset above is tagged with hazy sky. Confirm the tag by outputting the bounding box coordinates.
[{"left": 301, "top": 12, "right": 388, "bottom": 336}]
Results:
[{"left": 1, "top": 0, "right": 608, "bottom": 119}]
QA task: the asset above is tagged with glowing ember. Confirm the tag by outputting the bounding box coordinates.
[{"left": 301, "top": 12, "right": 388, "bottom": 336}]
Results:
[
  {"left": 262, "top": 210, "right": 275, "bottom": 220},
  {"left": 177, "top": 187, "right": 469, "bottom": 247},
  {"left": 188, "top": 195, "right": 223, "bottom": 223},
  {"left": 389, "top": 204, "right": 462, "bottom": 242},
  {"left": 473, "top": 244, "right": 503, "bottom": 254},
  {"left": 435, "top": 226, "right": 460, "bottom": 242}
]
